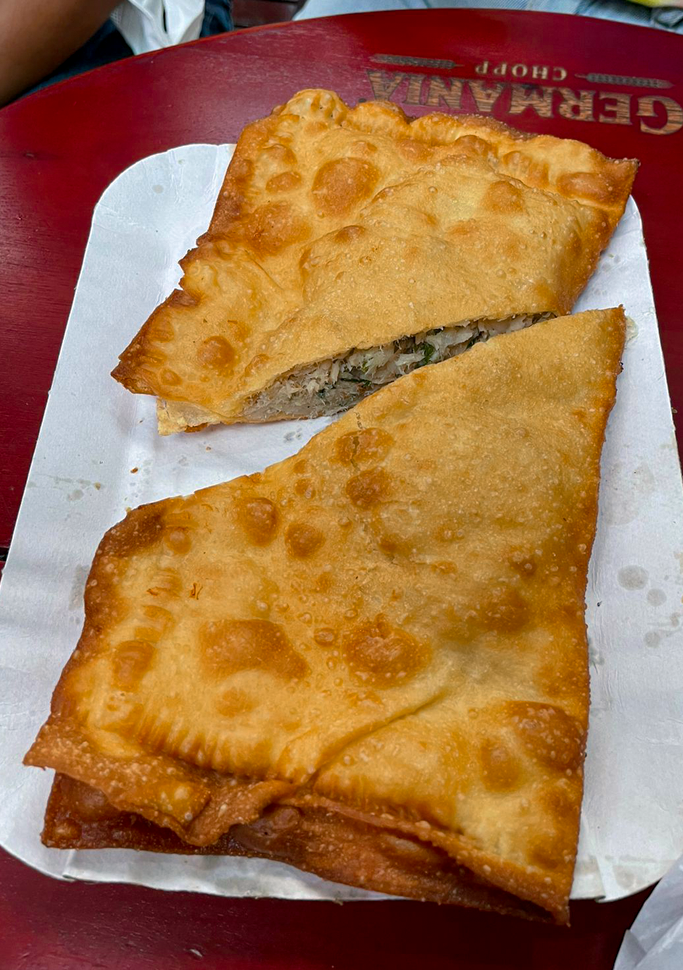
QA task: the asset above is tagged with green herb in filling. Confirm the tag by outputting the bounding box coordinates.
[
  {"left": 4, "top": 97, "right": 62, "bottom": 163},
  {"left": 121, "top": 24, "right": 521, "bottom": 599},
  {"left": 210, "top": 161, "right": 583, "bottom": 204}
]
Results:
[{"left": 339, "top": 376, "right": 371, "bottom": 388}]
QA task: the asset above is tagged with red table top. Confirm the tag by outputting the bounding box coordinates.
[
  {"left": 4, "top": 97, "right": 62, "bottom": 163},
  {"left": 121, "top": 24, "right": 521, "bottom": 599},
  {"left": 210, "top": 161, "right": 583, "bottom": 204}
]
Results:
[{"left": 1, "top": 10, "right": 681, "bottom": 968}]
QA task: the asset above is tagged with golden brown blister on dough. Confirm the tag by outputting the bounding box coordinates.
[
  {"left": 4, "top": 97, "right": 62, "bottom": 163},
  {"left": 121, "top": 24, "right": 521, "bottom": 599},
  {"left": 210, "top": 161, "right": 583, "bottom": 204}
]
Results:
[
  {"left": 111, "top": 89, "right": 636, "bottom": 432},
  {"left": 29, "top": 309, "right": 626, "bottom": 922}
]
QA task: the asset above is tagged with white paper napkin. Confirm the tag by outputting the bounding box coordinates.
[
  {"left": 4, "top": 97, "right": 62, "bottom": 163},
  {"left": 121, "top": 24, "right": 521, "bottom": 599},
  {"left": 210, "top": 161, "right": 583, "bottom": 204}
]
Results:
[
  {"left": 0, "top": 144, "right": 681, "bottom": 903},
  {"left": 615, "top": 856, "right": 683, "bottom": 969}
]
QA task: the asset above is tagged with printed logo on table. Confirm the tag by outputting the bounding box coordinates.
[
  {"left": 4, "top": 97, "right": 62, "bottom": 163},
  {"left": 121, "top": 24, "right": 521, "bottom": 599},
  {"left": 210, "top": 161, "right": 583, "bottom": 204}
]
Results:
[{"left": 365, "top": 55, "right": 682, "bottom": 135}]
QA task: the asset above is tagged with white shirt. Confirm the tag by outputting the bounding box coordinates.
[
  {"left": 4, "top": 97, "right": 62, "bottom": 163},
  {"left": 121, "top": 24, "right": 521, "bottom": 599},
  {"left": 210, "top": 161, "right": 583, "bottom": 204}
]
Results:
[{"left": 111, "top": 0, "right": 205, "bottom": 54}]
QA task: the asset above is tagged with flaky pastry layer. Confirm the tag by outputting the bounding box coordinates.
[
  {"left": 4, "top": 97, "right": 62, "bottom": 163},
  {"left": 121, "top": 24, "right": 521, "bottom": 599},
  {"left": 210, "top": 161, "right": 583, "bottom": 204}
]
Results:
[{"left": 45, "top": 774, "right": 552, "bottom": 921}]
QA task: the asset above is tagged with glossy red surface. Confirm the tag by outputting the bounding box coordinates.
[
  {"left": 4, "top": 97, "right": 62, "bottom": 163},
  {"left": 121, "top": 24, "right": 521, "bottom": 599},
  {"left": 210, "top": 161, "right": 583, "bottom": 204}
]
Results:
[
  {"left": 0, "top": 11, "right": 680, "bottom": 967},
  {"left": 0, "top": 846, "right": 652, "bottom": 969}
]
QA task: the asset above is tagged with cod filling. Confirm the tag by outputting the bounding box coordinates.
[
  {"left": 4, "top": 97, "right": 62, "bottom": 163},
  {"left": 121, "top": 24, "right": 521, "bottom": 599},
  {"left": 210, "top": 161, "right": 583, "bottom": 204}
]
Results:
[{"left": 243, "top": 314, "right": 552, "bottom": 421}]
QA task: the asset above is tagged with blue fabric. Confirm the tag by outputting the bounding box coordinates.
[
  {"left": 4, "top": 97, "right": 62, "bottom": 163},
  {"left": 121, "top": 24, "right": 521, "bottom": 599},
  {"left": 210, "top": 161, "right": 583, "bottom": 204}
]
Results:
[
  {"left": 19, "top": 1, "right": 233, "bottom": 100},
  {"left": 201, "top": 0, "right": 234, "bottom": 35}
]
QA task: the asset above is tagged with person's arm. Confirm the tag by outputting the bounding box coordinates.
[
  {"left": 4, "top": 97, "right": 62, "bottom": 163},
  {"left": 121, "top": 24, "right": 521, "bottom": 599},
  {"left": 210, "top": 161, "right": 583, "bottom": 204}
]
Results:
[{"left": 0, "top": 0, "right": 122, "bottom": 106}]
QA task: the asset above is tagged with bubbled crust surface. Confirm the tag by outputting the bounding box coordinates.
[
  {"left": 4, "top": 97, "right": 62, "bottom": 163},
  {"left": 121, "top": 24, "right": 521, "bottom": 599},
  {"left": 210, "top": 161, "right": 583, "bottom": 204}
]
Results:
[
  {"left": 111, "top": 89, "right": 637, "bottom": 432},
  {"left": 28, "top": 309, "right": 626, "bottom": 923}
]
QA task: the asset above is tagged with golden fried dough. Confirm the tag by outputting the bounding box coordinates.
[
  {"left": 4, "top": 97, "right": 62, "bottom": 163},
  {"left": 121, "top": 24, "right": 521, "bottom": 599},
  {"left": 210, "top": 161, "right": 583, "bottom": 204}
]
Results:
[
  {"left": 30, "top": 309, "right": 626, "bottom": 922},
  {"left": 112, "top": 90, "right": 635, "bottom": 432}
]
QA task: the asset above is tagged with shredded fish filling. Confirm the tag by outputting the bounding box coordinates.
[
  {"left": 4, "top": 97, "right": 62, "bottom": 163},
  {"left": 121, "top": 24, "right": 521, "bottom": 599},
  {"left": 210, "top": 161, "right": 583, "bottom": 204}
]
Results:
[{"left": 244, "top": 314, "right": 551, "bottom": 420}]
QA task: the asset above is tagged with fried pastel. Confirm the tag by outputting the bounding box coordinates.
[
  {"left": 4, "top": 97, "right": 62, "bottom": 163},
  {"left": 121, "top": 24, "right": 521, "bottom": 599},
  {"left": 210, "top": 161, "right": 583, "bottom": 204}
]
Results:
[
  {"left": 111, "top": 89, "right": 636, "bottom": 432},
  {"left": 29, "top": 309, "right": 626, "bottom": 922}
]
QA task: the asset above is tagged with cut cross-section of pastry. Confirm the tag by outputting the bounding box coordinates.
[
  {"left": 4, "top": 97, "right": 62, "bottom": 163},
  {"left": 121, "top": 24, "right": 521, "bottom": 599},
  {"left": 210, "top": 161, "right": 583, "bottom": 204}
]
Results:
[
  {"left": 111, "top": 88, "right": 637, "bottom": 433},
  {"left": 28, "top": 308, "right": 627, "bottom": 923}
]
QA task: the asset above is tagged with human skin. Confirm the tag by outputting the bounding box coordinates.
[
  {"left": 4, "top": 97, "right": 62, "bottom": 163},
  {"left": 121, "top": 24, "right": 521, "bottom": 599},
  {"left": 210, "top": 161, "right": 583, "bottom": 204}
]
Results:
[{"left": 0, "top": 0, "right": 121, "bottom": 106}]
